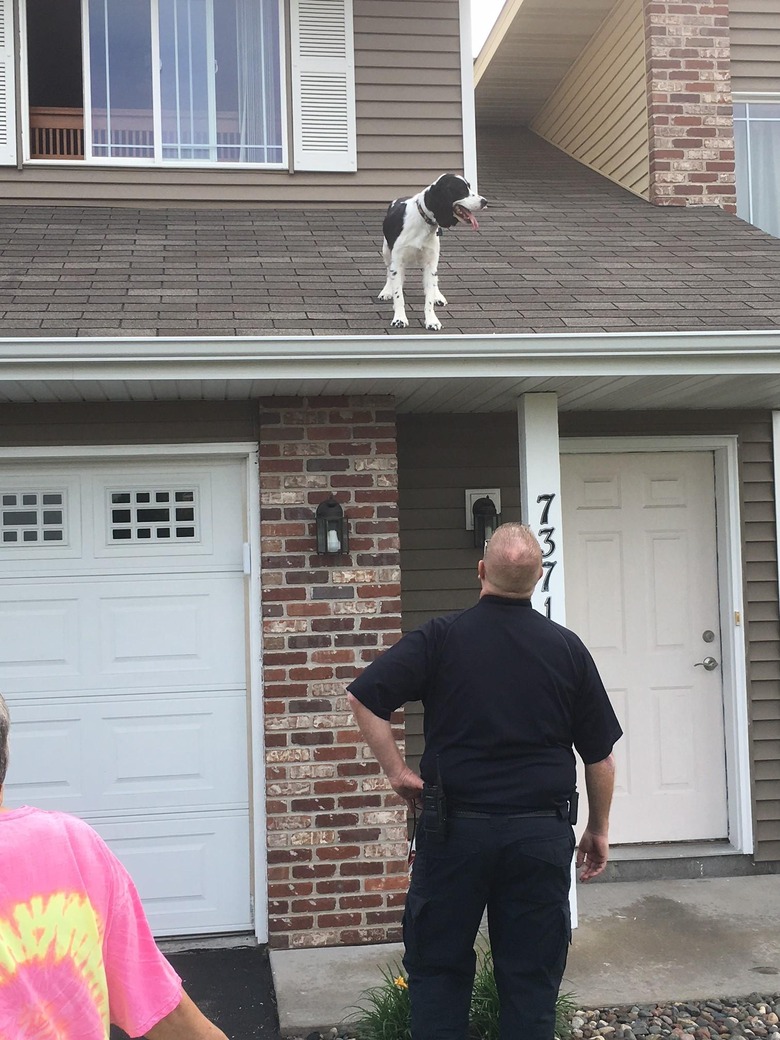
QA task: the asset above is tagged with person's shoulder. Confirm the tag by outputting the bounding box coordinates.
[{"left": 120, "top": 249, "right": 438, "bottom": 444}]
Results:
[
  {"left": 28, "top": 807, "right": 112, "bottom": 854},
  {"left": 539, "top": 616, "right": 591, "bottom": 658}
]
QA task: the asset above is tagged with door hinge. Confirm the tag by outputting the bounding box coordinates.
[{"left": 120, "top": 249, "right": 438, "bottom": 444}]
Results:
[
  {"left": 250, "top": 894, "right": 255, "bottom": 926},
  {"left": 243, "top": 542, "right": 251, "bottom": 575},
  {"left": 734, "top": 611, "right": 741, "bottom": 626}
]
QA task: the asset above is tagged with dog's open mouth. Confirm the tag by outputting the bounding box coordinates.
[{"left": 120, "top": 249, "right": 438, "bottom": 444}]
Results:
[{"left": 453, "top": 204, "right": 479, "bottom": 230}]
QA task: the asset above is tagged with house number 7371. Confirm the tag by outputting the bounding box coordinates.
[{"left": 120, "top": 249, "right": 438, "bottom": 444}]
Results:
[{"left": 536, "top": 493, "right": 557, "bottom": 618}]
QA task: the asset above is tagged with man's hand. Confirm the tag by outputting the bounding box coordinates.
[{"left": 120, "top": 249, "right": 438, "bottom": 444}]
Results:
[
  {"left": 579, "top": 753, "right": 616, "bottom": 882},
  {"left": 576, "top": 828, "right": 609, "bottom": 882},
  {"left": 389, "top": 765, "right": 424, "bottom": 811},
  {"left": 347, "top": 692, "right": 422, "bottom": 810}
]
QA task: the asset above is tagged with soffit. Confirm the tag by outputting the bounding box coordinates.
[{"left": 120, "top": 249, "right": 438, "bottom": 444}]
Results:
[{"left": 474, "top": 0, "right": 618, "bottom": 127}]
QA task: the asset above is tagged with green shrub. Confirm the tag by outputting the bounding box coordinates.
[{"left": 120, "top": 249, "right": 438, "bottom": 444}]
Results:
[
  {"left": 348, "top": 947, "right": 576, "bottom": 1040},
  {"left": 348, "top": 964, "right": 411, "bottom": 1040}
]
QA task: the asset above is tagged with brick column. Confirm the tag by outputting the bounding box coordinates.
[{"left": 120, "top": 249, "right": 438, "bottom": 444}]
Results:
[
  {"left": 644, "top": 0, "right": 736, "bottom": 211},
  {"left": 259, "top": 395, "right": 407, "bottom": 950}
]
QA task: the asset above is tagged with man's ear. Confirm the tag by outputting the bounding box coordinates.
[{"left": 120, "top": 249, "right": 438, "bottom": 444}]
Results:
[{"left": 477, "top": 560, "right": 486, "bottom": 581}]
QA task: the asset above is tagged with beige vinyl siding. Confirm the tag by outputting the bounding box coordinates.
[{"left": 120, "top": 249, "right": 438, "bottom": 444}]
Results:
[
  {"left": 399, "top": 409, "right": 780, "bottom": 864},
  {"left": 0, "top": 0, "right": 464, "bottom": 206},
  {"left": 397, "top": 413, "right": 522, "bottom": 770},
  {"left": 530, "top": 0, "right": 649, "bottom": 200},
  {"left": 731, "top": 0, "right": 780, "bottom": 94}
]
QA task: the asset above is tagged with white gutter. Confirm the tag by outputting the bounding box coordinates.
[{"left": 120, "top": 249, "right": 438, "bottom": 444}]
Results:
[{"left": 3, "top": 330, "right": 780, "bottom": 382}]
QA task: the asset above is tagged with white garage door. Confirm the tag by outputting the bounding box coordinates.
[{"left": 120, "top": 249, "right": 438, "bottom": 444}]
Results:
[{"left": 0, "top": 455, "right": 252, "bottom": 937}]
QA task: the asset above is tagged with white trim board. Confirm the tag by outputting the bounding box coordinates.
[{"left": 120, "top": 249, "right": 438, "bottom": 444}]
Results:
[
  {"left": 459, "top": 0, "right": 478, "bottom": 190},
  {"left": 560, "top": 435, "right": 753, "bottom": 856},
  {"left": 0, "top": 440, "right": 269, "bottom": 942}
]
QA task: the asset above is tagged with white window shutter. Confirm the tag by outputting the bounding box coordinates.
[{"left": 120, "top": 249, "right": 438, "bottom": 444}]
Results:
[
  {"left": 291, "top": 0, "right": 356, "bottom": 172},
  {"left": 0, "top": 0, "right": 17, "bottom": 165}
]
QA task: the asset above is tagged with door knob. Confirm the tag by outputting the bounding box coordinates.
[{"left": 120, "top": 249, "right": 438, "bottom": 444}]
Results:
[{"left": 694, "top": 656, "right": 719, "bottom": 671}]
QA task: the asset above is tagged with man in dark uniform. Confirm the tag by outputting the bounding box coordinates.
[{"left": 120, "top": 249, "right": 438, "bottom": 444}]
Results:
[{"left": 347, "top": 522, "right": 622, "bottom": 1040}]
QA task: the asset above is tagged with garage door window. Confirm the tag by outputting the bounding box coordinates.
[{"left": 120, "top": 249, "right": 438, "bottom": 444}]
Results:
[
  {"left": 1, "top": 491, "right": 66, "bottom": 544},
  {"left": 109, "top": 488, "right": 198, "bottom": 542}
]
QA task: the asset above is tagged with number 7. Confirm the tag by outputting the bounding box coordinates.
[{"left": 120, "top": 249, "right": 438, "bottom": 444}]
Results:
[{"left": 537, "top": 493, "right": 555, "bottom": 527}]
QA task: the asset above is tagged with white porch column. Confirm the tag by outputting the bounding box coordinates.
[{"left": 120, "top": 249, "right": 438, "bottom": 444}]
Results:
[
  {"left": 517, "top": 393, "right": 579, "bottom": 924},
  {"left": 517, "top": 393, "right": 566, "bottom": 624}
]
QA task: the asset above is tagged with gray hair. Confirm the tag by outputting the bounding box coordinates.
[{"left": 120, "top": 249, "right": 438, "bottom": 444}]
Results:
[{"left": 0, "top": 693, "right": 9, "bottom": 787}]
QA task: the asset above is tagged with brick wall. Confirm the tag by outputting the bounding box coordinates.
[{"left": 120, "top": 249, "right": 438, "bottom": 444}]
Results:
[
  {"left": 643, "top": 0, "right": 736, "bottom": 210},
  {"left": 259, "top": 395, "right": 408, "bottom": 950}
]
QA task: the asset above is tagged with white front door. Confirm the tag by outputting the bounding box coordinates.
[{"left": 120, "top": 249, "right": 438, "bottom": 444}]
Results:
[
  {"left": 561, "top": 451, "right": 728, "bottom": 844},
  {"left": 0, "top": 455, "right": 252, "bottom": 935}
]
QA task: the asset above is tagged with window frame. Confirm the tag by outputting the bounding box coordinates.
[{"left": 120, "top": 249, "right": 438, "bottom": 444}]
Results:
[
  {"left": 732, "top": 91, "right": 780, "bottom": 237},
  {"left": 18, "top": 0, "right": 289, "bottom": 168}
]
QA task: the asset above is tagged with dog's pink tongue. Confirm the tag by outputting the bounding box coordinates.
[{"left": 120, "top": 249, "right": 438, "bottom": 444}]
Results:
[{"left": 467, "top": 212, "right": 479, "bottom": 231}]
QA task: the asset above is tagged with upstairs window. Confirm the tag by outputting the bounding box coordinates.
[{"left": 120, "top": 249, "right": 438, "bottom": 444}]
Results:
[
  {"left": 24, "top": 0, "right": 284, "bottom": 164},
  {"left": 734, "top": 99, "right": 780, "bottom": 239}
]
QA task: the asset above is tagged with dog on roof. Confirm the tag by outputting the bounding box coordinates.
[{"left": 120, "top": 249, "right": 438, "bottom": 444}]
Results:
[{"left": 378, "top": 173, "right": 487, "bottom": 331}]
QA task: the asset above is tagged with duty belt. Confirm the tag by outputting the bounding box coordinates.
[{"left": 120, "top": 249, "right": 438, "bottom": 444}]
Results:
[{"left": 449, "top": 807, "right": 559, "bottom": 819}]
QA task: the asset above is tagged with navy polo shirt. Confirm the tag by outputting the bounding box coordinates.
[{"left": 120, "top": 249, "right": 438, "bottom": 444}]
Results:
[{"left": 348, "top": 595, "right": 623, "bottom": 812}]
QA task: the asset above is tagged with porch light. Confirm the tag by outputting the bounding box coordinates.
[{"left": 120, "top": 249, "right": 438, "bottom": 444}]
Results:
[
  {"left": 472, "top": 495, "right": 500, "bottom": 549},
  {"left": 316, "top": 495, "right": 349, "bottom": 555}
]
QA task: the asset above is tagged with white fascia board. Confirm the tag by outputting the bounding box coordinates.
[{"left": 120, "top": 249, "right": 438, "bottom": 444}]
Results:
[
  {"left": 4, "top": 329, "right": 780, "bottom": 382},
  {"left": 473, "top": 0, "right": 527, "bottom": 87}
]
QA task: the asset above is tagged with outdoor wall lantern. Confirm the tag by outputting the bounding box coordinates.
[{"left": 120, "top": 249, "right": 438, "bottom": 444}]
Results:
[
  {"left": 471, "top": 495, "right": 500, "bottom": 548},
  {"left": 316, "top": 495, "right": 349, "bottom": 555},
  {"left": 465, "top": 489, "right": 502, "bottom": 549}
]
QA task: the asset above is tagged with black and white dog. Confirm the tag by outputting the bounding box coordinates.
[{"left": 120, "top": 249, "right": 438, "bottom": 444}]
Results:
[{"left": 379, "top": 173, "right": 487, "bottom": 331}]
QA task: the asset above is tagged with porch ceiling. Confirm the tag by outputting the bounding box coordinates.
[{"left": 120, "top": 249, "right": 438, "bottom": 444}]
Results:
[
  {"left": 474, "top": 0, "right": 617, "bottom": 127},
  {"left": 4, "top": 332, "right": 780, "bottom": 412}
]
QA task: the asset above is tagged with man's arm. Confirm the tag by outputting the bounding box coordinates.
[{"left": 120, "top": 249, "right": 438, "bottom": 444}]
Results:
[
  {"left": 145, "top": 990, "right": 229, "bottom": 1040},
  {"left": 576, "top": 753, "right": 616, "bottom": 882},
  {"left": 346, "top": 691, "right": 423, "bottom": 811}
]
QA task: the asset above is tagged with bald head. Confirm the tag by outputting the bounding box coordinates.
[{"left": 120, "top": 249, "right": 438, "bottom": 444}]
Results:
[{"left": 479, "top": 523, "right": 543, "bottom": 600}]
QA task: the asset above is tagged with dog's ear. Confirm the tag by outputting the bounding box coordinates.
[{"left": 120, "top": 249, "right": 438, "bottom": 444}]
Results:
[{"left": 424, "top": 174, "right": 463, "bottom": 228}]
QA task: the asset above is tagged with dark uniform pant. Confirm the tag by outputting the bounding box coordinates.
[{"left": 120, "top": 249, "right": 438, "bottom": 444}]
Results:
[{"left": 402, "top": 813, "right": 574, "bottom": 1040}]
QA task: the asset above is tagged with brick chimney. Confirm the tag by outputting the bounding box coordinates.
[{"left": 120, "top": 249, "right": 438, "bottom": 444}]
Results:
[{"left": 643, "top": 1, "right": 736, "bottom": 211}]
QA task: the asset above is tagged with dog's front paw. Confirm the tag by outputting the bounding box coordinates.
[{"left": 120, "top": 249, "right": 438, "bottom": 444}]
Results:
[
  {"left": 434, "top": 294, "right": 448, "bottom": 307},
  {"left": 378, "top": 290, "right": 393, "bottom": 302},
  {"left": 425, "top": 317, "right": 442, "bottom": 331},
  {"left": 391, "top": 317, "right": 409, "bottom": 328}
]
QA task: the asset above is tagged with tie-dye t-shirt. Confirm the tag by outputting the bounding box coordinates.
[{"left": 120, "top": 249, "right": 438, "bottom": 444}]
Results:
[{"left": 0, "top": 806, "right": 182, "bottom": 1039}]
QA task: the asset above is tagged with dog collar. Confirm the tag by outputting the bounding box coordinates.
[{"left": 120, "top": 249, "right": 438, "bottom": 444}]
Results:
[{"left": 416, "top": 200, "right": 438, "bottom": 228}]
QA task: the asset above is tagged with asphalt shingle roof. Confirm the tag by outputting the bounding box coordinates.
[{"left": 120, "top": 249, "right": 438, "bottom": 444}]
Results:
[{"left": 2, "top": 128, "right": 780, "bottom": 339}]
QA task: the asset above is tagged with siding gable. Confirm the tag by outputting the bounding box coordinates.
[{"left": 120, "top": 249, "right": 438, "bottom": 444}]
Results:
[{"left": 530, "top": 0, "right": 649, "bottom": 199}]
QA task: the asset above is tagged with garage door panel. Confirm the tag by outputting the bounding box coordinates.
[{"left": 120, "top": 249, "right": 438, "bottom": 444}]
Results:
[
  {"left": 95, "top": 814, "right": 252, "bottom": 936},
  {"left": 3, "top": 711, "right": 85, "bottom": 808},
  {"left": 91, "top": 465, "right": 244, "bottom": 568},
  {"left": 97, "top": 581, "right": 245, "bottom": 680},
  {"left": 6, "top": 696, "right": 248, "bottom": 814},
  {"left": 0, "top": 596, "right": 82, "bottom": 678},
  {"left": 100, "top": 696, "right": 249, "bottom": 809},
  {"left": 0, "top": 577, "right": 245, "bottom": 693}
]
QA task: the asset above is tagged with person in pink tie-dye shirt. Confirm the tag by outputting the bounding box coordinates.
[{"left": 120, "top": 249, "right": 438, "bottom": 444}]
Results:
[{"left": 0, "top": 693, "right": 229, "bottom": 1040}]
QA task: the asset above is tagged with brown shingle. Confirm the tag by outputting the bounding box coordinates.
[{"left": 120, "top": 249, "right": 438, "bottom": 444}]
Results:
[{"left": 1, "top": 128, "right": 780, "bottom": 339}]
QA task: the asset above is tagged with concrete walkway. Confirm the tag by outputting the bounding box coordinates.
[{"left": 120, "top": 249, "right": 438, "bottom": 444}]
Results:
[{"left": 271, "top": 875, "right": 780, "bottom": 1036}]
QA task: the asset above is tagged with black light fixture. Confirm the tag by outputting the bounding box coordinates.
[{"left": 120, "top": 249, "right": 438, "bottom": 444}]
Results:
[
  {"left": 316, "top": 494, "right": 349, "bottom": 555},
  {"left": 472, "top": 495, "right": 499, "bottom": 549}
]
